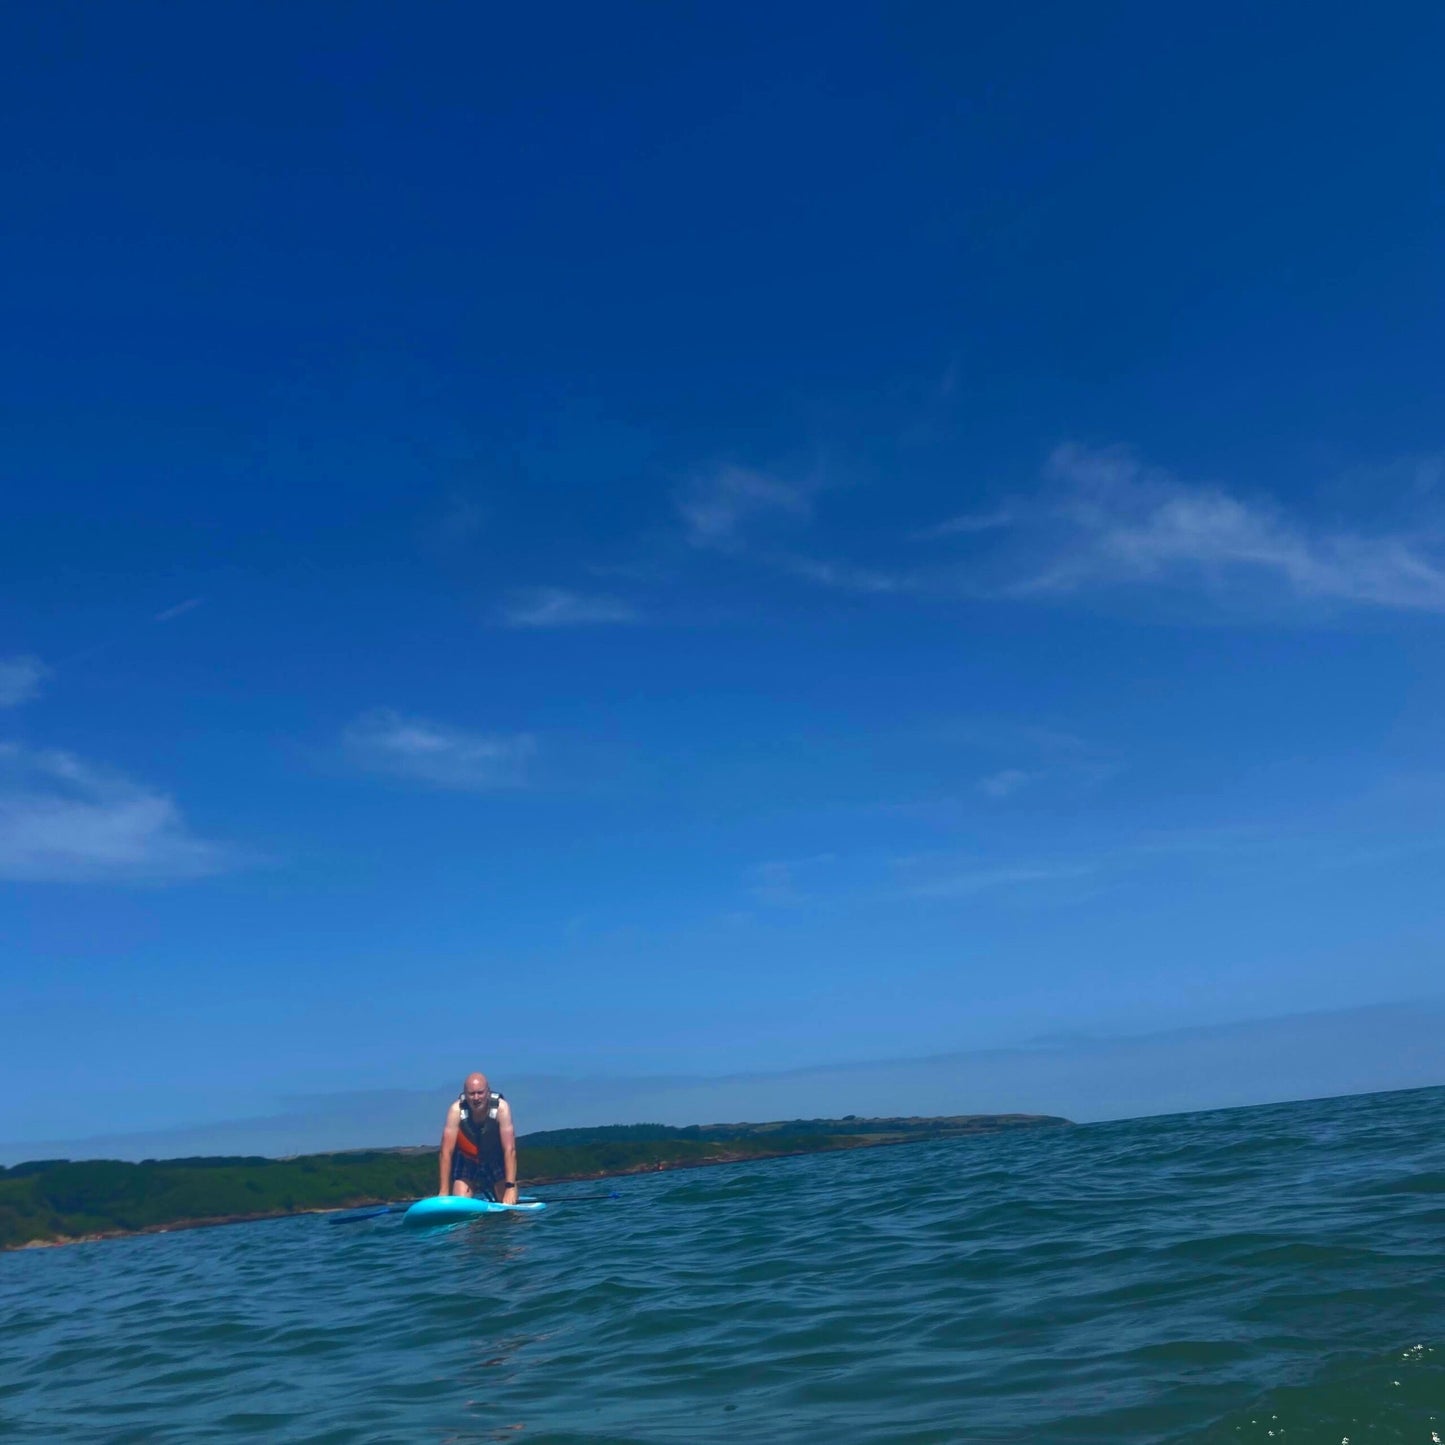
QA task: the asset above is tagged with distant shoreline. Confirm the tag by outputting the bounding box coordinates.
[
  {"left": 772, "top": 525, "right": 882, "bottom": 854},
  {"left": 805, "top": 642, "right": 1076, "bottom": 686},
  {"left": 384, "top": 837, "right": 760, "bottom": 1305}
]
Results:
[
  {"left": 2, "top": 1114, "right": 1070, "bottom": 1251},
  {"left": 10, "top": 1139, "right": 888, "bottom": 1251}
]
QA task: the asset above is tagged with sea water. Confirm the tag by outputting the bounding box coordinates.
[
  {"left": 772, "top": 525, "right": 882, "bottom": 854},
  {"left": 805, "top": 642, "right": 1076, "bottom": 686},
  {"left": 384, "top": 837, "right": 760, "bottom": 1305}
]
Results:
[{"left": 2, "top": 1085, "right": 1442, "bottom": 1443}]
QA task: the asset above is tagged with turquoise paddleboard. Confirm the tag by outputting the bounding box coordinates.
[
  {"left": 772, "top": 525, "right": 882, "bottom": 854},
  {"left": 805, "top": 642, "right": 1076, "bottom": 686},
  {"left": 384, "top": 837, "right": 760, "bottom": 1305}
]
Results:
[{"left": 403, "top": 1195, "right": 547, "bottom": 1226}]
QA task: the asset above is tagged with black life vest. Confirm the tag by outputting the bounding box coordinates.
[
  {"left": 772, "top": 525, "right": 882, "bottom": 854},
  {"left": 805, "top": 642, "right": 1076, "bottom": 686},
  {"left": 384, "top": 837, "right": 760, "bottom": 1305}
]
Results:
[{"left": 455, "top": 1091, "right": 505, "bottom": 1163}]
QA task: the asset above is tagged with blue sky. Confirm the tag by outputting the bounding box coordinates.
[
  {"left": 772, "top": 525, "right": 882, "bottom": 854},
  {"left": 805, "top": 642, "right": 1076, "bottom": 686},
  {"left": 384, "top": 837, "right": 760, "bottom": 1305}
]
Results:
[{"left": 3, "top": 3, "right": 1444, "bottom": 1148}]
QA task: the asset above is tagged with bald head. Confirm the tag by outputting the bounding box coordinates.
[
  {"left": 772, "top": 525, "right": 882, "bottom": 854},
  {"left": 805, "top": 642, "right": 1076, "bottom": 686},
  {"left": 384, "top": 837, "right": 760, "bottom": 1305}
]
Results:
[{"left": 462, "top": 1072, "right": 489, "bottom": 1100}]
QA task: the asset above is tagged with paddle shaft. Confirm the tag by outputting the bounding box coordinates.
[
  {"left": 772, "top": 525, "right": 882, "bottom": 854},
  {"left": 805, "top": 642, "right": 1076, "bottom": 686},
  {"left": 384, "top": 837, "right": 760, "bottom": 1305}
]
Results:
[{"left": 329, "top": 1190, "right": 620, "bottom": 1223}]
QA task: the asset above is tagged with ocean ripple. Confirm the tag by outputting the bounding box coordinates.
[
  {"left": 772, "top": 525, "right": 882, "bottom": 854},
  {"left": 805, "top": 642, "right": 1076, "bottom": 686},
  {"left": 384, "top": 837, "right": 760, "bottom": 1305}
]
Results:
[{"left": 3, "top": 1086, "right": 1443, "bottom": 1443}]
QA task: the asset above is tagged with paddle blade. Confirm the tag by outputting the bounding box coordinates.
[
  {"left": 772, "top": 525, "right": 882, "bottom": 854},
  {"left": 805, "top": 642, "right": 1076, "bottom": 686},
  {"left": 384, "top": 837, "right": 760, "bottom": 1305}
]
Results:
[{"left": 328, "top": 1203, "right": 408, "bottom": 1224}]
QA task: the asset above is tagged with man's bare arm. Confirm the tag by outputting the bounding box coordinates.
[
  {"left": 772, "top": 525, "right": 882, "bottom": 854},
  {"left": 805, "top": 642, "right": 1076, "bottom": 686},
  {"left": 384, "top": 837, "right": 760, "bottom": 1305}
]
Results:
[
  {"left": 497, "top": 1100, "right": 517, "bottom": 1205},
  {"left": 438, "top": 1103, "right": 462, "bottom": 1196}
]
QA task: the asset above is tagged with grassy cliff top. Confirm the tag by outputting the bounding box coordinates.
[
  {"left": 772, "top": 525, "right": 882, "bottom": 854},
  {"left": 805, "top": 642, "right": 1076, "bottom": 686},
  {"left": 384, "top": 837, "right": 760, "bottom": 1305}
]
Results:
[{"left": 2, "top": 1112, "right": 1071, "bottom": 1250}]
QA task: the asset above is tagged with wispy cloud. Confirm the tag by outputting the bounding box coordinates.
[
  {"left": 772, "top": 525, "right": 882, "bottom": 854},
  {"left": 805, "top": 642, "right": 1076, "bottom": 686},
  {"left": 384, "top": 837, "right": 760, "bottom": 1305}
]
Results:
[
  {"left": 677, "top": 466, "right": 813, "bottom": 552},
  {"left": 910, "top": 509, "right": 1015, "bottom": 542},
  {"left": 154, "top": 597, "right": 205, "bottom": 623},
  {"left": 649, "top": 444, "right": 1445, "bottom": 620},
  {"left": 746, "top": 853, "right": 838, "bottom": 907},
  {"left": 902, "top": 859, "right": 1099, "bottom": 899},
  {"left": 672, "top": 461, "right": 928, "bottom": 596},
  {"left": 0, "top": 656, "right": 47, "bottom": 709},
  {"left": 977, "top": 768, "right": 1037, "bottom": 799},
  {"left": 1005, "top": 444, "right": 1445, "bottom": 611},
  {"left": 500, "top": 588, "right": 640, "bottom": 628},
  {"left": 924, "top": 721, "right": 1114, "bottom": 808},
  {"left": 423, "top": 494, "right": 487, "bottom": 551},
  {"left": 343, "top": 710, "right": 534, "bottom": 791},
  {"left": 778, "top": 555, "right": 910, "bottom": 594},
  {"left": 0, "top": 744, "right": 232, "bottom": 882},
  {"left": 748, "top": 860, "right": 805, "bottom": 907}
]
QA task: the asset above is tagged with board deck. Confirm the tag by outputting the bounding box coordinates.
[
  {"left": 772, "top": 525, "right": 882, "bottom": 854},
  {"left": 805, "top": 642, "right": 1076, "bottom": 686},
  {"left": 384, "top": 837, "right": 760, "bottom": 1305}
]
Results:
[{"left": 402, "top": 1195, "right": 547, "bottom": 1226}]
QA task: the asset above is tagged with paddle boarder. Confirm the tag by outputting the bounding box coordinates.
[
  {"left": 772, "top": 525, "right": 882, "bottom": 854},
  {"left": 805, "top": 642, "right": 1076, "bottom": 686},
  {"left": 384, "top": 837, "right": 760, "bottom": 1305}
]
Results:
[{"left": 438, "top": 1072, "right": 518, "bottom": 1204}]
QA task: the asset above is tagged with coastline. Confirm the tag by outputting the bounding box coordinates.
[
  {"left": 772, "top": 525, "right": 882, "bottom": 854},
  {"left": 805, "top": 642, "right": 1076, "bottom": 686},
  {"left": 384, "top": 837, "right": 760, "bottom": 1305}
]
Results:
[{"left": 6, "top": 1118, "right": 1069, "bottom": 1251}]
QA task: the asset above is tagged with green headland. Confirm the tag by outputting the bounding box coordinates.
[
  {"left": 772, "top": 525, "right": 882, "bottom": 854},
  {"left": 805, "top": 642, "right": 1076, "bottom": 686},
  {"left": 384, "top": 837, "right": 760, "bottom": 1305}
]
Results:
[{"left": 0, "top": 1113, "right": 1069, "bottom": 1250}]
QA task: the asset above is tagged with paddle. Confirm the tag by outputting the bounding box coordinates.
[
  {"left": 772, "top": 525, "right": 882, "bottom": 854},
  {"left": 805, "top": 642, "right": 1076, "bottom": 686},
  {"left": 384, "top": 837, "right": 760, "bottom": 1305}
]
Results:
[
  {"left": 327, "top": 1202, "right": 416, "bottom": 1224},
  {"left": 327, "top": 1190, "right": 622, "bottom": 1224}
]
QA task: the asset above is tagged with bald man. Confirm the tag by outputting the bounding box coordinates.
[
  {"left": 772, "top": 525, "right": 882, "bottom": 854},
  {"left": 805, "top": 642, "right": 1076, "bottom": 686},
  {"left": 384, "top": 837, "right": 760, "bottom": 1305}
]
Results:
[{"left": 438, "top": 1072, "right": 518, "bottom": 1204}]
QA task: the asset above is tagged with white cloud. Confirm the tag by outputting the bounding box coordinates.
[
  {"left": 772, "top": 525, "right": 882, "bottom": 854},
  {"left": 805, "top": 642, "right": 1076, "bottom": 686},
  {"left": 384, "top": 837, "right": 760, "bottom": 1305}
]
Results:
[
  {"left": 677, "top": 466, "right": 812, "bottom": 551},
  {"left": 424, "top": 494, "right": 487, "bottom": 551},
  {"left": 910, "top": 510, "right": 1016, "bottom": 541},
  {"left": 154, "top": 598, "right": 205, "bottom": 623},
  {"left": 0, "top": 656, "right": 47, "bottom": 708},
  {"left": 0, "top": 744, "right": 231, "bottom": 882},
  {"left": 667, "top": 445, "right": 1445, "bottom": 619},
  {"left": 746, "top": 853, "right": 837, "bottom": 907},
  {"left": 779, "top": 555, "right": 910, "bottom": 594},
  {"left": 978, "top": 768, "right": 1036, "bottom": 799},
  {"left": 1009, "top": 444, "right": 1445, "bottom": 611},
  {"left": 904, "top": 860, "right": 1098, "bottom": 899},
  {"left": 748, "top": 860, "right": 803, "bottom": 907},
  {"left": 500, "top": 588, "right": 639, "bottom": 628},
  {"left": 343, "top": 710, "right": 534, "bottom": 791},
  {"left": 673, "top": 463, "right": 920, "bottom": 594}
]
